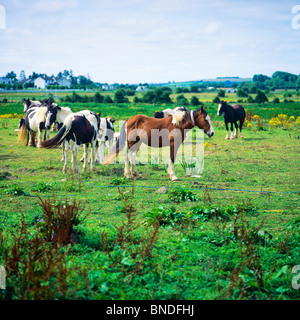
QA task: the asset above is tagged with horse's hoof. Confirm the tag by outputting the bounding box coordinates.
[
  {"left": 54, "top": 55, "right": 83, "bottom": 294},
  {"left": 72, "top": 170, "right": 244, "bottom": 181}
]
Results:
[
  {"left": 240, "top": 135, "right": 243, "bottom": 138},
  {"left": 124, "top": 173, "right": 133, "bottom": 179},
  {"left": 230, "top": 137, "right": 235, "bottom": 140},
  {"left": 225, "top": 137, "right": 229, "bottom": 140},
  {"left": 171, "top": 177, "right": 179, "bottom": 182}
]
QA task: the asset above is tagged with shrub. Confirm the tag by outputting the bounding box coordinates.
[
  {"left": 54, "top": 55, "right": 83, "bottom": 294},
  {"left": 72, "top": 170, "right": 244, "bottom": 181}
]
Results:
[{"left": 168, "top": 187, "right": 198, "bottom": 203}]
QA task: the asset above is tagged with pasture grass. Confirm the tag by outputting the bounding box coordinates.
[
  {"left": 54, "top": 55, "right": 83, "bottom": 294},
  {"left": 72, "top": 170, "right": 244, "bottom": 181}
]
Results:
[{"left": 0, "top": 103, "right": 299, "bottom": 300}]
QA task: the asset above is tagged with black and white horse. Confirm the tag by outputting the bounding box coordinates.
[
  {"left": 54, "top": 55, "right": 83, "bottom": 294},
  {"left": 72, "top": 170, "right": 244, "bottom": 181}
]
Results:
[
  {"left": 153, "top": 106, "right": 188, "bottom": 118},
  {"left": 40, "top": 111, "right": 101, "bottom": 173},
  {"left": 18, "top": 104, "right": 55, "bottom": 147},
  {"left": 217, "top": 101, "right": 245, "bottom": 139}
]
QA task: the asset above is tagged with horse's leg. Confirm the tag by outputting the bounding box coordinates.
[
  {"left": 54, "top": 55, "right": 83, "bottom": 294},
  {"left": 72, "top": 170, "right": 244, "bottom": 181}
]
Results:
[
  {"left": 230, "top": 123, "right": 235, "bottom": 139},
  {"left": 45, "top": 129, "right": 50, "bottom": 140},
  {"left": 37, "top": 129, "right": 43, "bottom": 147},
  {"left": 99, "top": 140, "right": 106, "bottom": 163},
  {"left": 129, "top": 142, "right": 142, "bottom": 178},
  {"left": 61, "top": 142, "right": 65, "bottom": 162},
  {"left": 95, "top": 140, "right": 100, "bottom": 163},
  {"left": 124, "top": 143, "right": 132, "bottom": 179},
  {"left": 168, "top": 143, "right": 179, "bottom": 181},
  {"left": 225, "top": 122, "right": 229, "bottom": 140},
  {"left": 90, "top": 140, "right": 96, "bottom": 171},
  {"left": 62, "top": 140, "right": 69, "bottom": 174},
  {"left": 72, "top": 143, "right": 80, "bottom": 173},
  {"left": 234, "top": 122, "right": 238, "bottom": 138},
  {"left": 82, "top": 144, "right": 88, "bottom": 171},
  {"left": 239, "top": 119, "right": 244, "bottom": 138}
]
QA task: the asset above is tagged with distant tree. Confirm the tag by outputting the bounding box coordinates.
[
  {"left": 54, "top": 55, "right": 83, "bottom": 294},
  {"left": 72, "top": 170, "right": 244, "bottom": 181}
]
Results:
[
  {"left": 133, "top": 96, "right": 142, "bottom": 103},
  {"left": 237, "top": 89, "right": 248, "bottom": 98},
  {"left": 253, "top": 74, "right": 270, "bottom": 82},
  {"left": 273, "top": 97, "right": 280, "bottom": 103},
  {"left": 217, "top": 89, "right": 225, "bottom": 97},
  {"left": 114, "top": 89, "right": 126, "bottom": 103},
  {"left": 247, "top": 96, "right": 254, "bottom": 103},
  {"left": 142, "top": 90, "right": 156, "bottom": 104},
  {"left": 190, "top": 96, "right": 201, "bottom": 106},
  {"left": 190, "top": 85, "right": 199, "bottom": 93},
  {"left": 126, "top": 89, "right": 135, "bottom": 96},
  {"left": 103, "top": 95, "right": 113, "bottom": 103},
  {"left": 6, "top": 71, "right": 16, "bottom": 80},
  {"left": 176, "top": 94, "right": 189, "bottom": 106},
  {"left": 213, "top": 96, "right": 220, "bottom": 104},
  {"left": 254, "top": 90, "right": 269, "bottom": 103},
  {"left": 94, "top": 91, "right": 104, "bottom": 103}
]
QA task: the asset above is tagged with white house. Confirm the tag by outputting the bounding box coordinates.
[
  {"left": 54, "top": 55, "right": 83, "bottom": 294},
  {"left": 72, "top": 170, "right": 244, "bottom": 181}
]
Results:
[
  {"left": 56, "top": 77, "right": 71, "bottom": 88},
  {"left": 226, "top": 88, "right": 237, "bottom": 93},
  {"left": 136, "top": 85, "right": 148, "bottom": 92},
  {"left": 102, "top": 84, "right": 115, "bottom": 90},
  {"left": 0, "top": 77, "right": 14, "bottom": 84},
  {"left": 34, "top": 76, "right": 55, "bottom": 89}
]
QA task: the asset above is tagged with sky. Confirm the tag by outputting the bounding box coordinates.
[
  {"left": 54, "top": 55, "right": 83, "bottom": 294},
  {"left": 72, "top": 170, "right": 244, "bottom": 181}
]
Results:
[{"left": 0, "top": 0, "right": 300, "bottom": 84}]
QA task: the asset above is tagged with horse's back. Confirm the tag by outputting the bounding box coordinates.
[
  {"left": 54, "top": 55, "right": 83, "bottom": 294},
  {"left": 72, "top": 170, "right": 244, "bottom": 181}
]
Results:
[{"left": 232, "top": 104, "right": 246, "bottom": 118}]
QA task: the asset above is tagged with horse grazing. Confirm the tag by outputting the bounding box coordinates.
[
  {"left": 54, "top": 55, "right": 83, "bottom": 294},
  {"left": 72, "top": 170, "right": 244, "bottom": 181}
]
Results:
[
  {"left": 18, "top": 104, "right": 54, "bottom": 147},
  {"left": 217, "top": 101, "right": 245, "bottom": 139},
  {"left": 40, "top": 111, "right": 100, "bottom": 173},
  {"left": 153, "top": 106, "right": 188, "bottom": 118},
  {"left": 23, "top": 98, "right": 42, "bottom": 113},
  {"left": 103, "top": 106, "right": 214, "bottom": 181}
]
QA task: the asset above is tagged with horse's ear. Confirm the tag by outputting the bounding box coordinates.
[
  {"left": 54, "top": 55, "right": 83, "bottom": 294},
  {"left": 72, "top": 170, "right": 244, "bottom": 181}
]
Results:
[
  {"left": 200, "top": 105, "right": 204, "bottom": 113},
  {"left": 98, "top": 112, "right": 101, "bottom": 118},
  {"left": 111, "top": 119, "right": 116, "bottom": 123}
]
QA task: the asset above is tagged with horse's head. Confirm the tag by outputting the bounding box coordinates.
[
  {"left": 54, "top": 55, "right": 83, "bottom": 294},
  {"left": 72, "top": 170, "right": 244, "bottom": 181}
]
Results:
[
  {"left": 194, "top": 106, "right": 214, "bottom": 138},
  {"left": 45, "top": 103, "right": 60, "bottom": 130},
  {"left": 217, "top": 100, "right": 227, "bottom": 117},
  {"left": 23, "top": 99, "right": 31, "bottom": 113}
]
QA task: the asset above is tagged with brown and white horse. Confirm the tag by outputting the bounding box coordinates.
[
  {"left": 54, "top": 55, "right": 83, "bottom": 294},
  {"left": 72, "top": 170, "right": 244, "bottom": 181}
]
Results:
[{"left": 103, "top": 106, "right": 214, "bottom": 181}]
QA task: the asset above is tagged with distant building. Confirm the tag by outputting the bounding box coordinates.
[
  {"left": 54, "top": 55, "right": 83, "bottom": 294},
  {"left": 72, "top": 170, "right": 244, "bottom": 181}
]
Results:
[
  {"left": 226, "top": 88, "right": 237, "bottom": 93},
  {"left": 56, "top": 77, "right": 72, "bottom": 88},
  {"left": 0, "top": 77, "right": 14, "bottom": 85},
  {"left": 102, "top": 84, "right": 115, "bottom": 90},
  {"left": 34, "top": 76, "right": 55, "bottom": 89},
  {"left": 136, "top": 85, "right": 148, "bottom": 92}
]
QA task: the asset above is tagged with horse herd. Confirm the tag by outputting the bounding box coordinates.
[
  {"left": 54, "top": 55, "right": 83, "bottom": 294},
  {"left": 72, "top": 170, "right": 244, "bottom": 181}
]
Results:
[{"left": 17, "top": 98, "right": 245, "bottom": 181}]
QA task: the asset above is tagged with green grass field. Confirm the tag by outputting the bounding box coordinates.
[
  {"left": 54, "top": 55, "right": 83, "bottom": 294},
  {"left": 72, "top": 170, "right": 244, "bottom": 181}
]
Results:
[{"left": 0, "top": 97, "right": 299, "bottom": 300}]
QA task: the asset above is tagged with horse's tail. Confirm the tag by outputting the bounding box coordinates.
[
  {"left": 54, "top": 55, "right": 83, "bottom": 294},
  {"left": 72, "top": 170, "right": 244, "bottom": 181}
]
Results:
[
  {"left": 39, "top": 121, "right": 72, "bottom": 149},
  {"left": 103, "top": 120, "right": 127, "bottom": 165},
  {"left": 18, "top": 119, "right": 28, "bottom": 146}
]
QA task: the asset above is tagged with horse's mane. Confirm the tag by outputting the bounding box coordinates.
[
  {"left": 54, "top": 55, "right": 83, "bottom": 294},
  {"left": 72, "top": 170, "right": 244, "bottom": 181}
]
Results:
[{"left": 171, "top": 110, "right": 188, "bottom": 126}]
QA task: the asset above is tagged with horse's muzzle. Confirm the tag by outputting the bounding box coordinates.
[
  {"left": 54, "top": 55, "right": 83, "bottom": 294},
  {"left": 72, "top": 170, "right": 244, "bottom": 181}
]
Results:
[{"left": 206, "top": 132, "right": 214, "bottom": 138}]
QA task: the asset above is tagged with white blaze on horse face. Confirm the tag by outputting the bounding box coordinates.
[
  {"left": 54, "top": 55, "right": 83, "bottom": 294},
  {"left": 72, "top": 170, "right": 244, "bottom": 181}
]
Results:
[
  {"left": 45, "top": 111, "right": 52, "bottom": 129},
  {"left": 206, "top": 115, "right": 214, "bottom": 136},
  {"left": 217, "top": 104, "right": 222, "bottom": 116}
]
